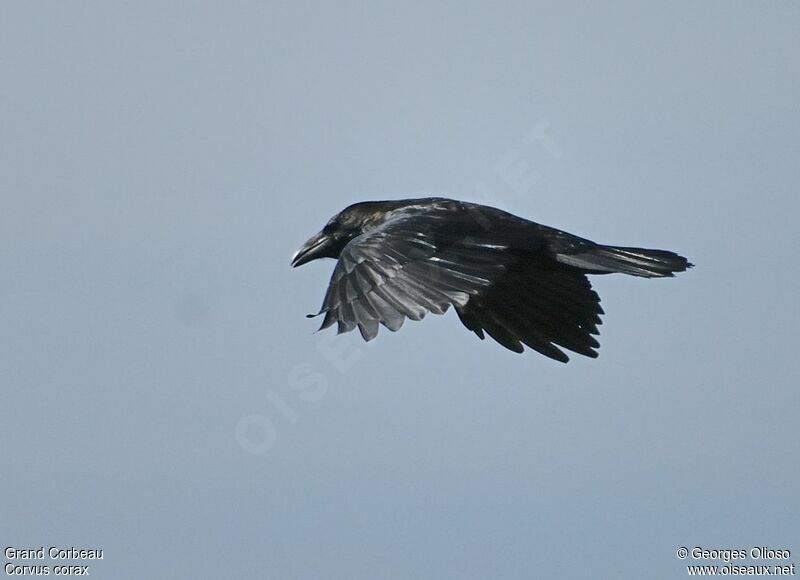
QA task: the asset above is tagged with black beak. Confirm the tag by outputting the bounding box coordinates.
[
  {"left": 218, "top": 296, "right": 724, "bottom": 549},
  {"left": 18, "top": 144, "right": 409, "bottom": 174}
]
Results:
[{"left": 291, "top": 231, "right": 333, "bottom": 267}]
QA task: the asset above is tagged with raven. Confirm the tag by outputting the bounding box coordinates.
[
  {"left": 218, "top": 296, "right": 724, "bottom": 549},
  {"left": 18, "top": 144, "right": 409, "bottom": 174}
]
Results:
[{"left": 291, "top": 198, "right": 691, "bottom": 362}]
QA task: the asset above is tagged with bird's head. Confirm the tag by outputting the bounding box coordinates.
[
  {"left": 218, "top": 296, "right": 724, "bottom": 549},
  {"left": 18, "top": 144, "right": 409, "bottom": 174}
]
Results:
[{"left": 291, "top": 202, "right": 384, "bottom": 267}]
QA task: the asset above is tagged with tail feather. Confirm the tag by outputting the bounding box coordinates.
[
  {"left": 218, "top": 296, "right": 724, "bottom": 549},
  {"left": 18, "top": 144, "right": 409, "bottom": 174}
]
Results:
[{"left": 557, "top": 245, "right": 693, "bottom": 278}]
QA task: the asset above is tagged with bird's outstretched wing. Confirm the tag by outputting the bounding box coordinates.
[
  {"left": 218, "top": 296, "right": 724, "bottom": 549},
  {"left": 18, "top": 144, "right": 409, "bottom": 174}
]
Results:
[
  {"left": 454, "top": 259, "right": 603, "bottom": 363},
  {"left": 312, "top": 211, "right": 511, "bottom": 341}
]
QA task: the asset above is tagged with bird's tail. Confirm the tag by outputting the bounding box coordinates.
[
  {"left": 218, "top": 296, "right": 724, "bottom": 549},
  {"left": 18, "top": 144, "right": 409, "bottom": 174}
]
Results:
[{"left": 559, "top": 245, "right": 693, "bottom": 278}]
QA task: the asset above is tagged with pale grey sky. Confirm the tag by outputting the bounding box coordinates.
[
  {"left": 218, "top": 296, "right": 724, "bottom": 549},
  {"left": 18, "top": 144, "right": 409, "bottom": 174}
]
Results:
[{"left": 2, "top": 2, "right": 798, "bottom": 578}]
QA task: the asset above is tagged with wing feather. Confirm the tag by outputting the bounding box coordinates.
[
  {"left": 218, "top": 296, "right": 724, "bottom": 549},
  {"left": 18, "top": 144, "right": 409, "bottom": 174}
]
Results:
[
  {"left": 455, "top": 263, "right": 603, "bottom": 362},
  {"left": 314, "top": 212, "right": 510, "bottom": 338}
]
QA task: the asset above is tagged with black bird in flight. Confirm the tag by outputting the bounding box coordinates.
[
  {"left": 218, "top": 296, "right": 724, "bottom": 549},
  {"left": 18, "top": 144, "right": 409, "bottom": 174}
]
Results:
[{"left": 291, "top": 198, "right": 692, "bottom": 362}]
